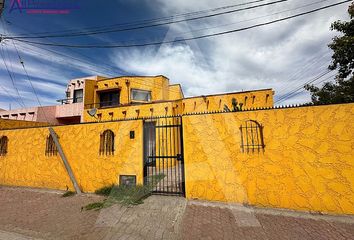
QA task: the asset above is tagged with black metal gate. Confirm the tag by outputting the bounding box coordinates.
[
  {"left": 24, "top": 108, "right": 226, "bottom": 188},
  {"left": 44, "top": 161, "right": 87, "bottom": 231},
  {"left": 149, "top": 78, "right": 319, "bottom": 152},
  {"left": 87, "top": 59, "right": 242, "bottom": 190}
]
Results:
[{"left": 143, "top": 116, "right": 185, "bottom": 196}]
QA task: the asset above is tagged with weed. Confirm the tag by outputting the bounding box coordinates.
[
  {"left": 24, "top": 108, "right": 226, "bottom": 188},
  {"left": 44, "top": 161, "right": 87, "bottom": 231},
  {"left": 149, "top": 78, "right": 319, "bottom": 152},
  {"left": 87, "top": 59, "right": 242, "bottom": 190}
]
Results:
[
  {"left": 83, "top": 202, "right": 105, "bottom": 211},
  {"left": 62, "top": 191, "right": 76, "bottom": 197},
  {"left": 94, "top": 184, "right": 114, "bottom": 196},
  {"left": 84, "top": 174, "right": 165, "bottom": 210}
]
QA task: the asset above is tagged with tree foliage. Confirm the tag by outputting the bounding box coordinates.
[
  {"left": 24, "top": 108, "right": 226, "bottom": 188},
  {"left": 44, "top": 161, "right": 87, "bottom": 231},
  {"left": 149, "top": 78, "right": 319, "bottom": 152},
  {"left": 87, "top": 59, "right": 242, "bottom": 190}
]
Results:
[{"left": 305, "top": 3, "right": 354, "bottom": 104}]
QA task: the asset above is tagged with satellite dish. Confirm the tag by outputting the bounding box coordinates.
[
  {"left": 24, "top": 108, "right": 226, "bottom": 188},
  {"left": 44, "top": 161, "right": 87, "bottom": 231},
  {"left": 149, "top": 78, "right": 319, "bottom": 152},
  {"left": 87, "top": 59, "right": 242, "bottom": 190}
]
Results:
[{"left": 88, "top": 108, "right": 97, "bottom": 117}]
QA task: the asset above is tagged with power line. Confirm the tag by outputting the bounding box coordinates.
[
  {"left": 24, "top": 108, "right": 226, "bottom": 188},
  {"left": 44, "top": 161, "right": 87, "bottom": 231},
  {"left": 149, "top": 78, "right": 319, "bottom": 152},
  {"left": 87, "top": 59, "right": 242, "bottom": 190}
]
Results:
[
  {"left": 0, "top": 46, "right": 26, "bottom": 107},
  {"left": 7, "top": 21, "right": 135, "bottom": 76},
  {"left": 11, "top": 0, "right": 269, "bottom": 37},
  {"left": 276, "top": 73, "right": 336, "bottom": 103},
  {"left": 157, "top": 0, "right": 329, "bottom": 40},
  {"left": 13, "top": 42, "right": 182, "bottom": 93},
  {"left": 0, "top": 84, "right": 25, "bottom": 109},
  {"left": 275, "top": 70, "right": 331, "bottom": 103},
  {"left": 10, "top": 41, "right": 50, "bottom": 123},
  {"left": 97, "top": 0, "right": 329, "bottom": 50},
  {"left": 14, "top": 42, "right": 116, "bottom": 76},
  {"left": 275, "top": 50, "right": 331, "bottom": 96},
  {"left": 6, "top": 0, "right": 331, "bottom": 92},
  {"left": 9, "top": 0, "right": 286, "bottom": 39},
  {"left": 8, "top": 0, "right": 351, "bottom": 48},
  {"left": 4, "top": 42, "right": 183, "bottom": 97},
  {"left": 275, "top": 70, "right": 333, "bottom": 103},
  {"left": 0, "top": 17, "right": 26, "bottom": 108}
]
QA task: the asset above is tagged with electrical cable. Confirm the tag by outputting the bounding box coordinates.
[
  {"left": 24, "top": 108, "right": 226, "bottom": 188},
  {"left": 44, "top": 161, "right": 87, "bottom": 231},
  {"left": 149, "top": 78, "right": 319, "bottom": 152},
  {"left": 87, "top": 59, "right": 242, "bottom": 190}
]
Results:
[
  {"left": 9, "top": 0, "right": 288, "bottom": 39},
  {"left": 10, "top": 0, "right": 270, "bottom": 37},
  {"left": 7, "top": 1, "right": 350, "bottom": 48}
]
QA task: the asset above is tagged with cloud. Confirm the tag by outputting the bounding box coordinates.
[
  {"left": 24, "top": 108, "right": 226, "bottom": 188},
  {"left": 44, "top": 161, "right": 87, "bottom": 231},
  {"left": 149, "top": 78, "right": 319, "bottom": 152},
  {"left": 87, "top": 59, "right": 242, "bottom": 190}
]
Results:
[
  {"left": 111, "top": 0, "right": 350, "bottom": 104},
  {"left": 0, "top": 0, "right": 351, "bottom": 110},
  {"left": 0, "top": 39, "right": 114, "bottom": 109}
]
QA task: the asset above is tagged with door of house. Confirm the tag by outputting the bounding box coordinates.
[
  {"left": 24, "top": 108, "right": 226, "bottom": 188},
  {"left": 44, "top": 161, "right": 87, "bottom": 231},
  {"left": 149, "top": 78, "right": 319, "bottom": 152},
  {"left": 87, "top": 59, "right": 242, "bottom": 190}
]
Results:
[{"left": 143, "top": 116, "right": 185, "bottom": 196}]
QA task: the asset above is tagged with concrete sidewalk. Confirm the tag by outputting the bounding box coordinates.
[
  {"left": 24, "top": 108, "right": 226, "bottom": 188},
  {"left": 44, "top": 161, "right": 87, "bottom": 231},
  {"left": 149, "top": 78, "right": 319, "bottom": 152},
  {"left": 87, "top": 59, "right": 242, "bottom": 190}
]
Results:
[
  {"left": 181, "top": 201, "right": 354, "bottom": 240},
  {"left": 0, "top": 187, "right": 353, "bottom": 240}
]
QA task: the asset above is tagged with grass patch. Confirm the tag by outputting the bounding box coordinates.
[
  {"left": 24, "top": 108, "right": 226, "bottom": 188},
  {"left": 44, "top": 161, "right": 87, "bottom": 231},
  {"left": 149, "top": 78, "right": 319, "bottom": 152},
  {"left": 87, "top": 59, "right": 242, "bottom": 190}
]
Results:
[
  {"left": 62, "top": 191, "right": 76, "bottom": 197},
  {"left": 84, "top": 174, "right": 165, "bottom": 210},
  {"left": 110, "top": 185, "right": 152, "bottom": 205},
  {"left": 83, "top": 202, "right": 105, "bottom": 211},
  {"left": 148, "top": 173, "right": 165, "bottom": 186},
  {"left": 95, "top": 184, "right": 114, "bottom": 196}
]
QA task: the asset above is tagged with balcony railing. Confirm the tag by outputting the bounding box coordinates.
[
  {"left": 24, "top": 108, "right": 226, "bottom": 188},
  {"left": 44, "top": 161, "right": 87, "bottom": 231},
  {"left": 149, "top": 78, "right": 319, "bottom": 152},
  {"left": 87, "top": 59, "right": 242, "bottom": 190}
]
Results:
[
  {"left": 56, "top": 97, "right": 83, "bottom": 105},
  {"left": 85, "top": 101, "right": 121, "bottom": 109}
]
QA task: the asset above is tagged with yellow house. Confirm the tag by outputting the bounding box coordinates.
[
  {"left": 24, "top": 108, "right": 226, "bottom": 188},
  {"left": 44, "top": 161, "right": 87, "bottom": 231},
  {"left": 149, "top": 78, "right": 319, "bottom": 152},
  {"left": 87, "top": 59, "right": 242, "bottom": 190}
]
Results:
[
  {"left": 82, "top": 75, "right": 274, "bottom": 122},
  {"left": 0, "top": 75, "right": 353, "bottom": 215},
  {"left": 0, "top": 75, "right": 274, "bottom": 124}
]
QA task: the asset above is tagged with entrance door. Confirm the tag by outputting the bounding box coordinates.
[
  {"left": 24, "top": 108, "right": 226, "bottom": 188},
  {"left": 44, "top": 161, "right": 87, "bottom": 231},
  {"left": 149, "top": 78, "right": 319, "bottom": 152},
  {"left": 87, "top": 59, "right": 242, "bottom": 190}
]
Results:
[{"left": 143, "top": 116, "right": 185, "bottom": 196}]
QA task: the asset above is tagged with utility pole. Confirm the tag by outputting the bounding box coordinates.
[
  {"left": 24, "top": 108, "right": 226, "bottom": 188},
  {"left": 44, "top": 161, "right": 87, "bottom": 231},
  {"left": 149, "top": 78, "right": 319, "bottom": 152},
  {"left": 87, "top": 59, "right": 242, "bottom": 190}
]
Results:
[{"left": 0, "top": 1, "right": 5, "bottom": 17}]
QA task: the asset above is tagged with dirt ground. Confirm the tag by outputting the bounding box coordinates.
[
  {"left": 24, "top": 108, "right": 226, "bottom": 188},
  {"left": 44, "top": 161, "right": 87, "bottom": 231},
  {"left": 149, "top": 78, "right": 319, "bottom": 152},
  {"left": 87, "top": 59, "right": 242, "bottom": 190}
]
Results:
[{"left": 0, "top": 186, "right": 353, "bottom": 240}]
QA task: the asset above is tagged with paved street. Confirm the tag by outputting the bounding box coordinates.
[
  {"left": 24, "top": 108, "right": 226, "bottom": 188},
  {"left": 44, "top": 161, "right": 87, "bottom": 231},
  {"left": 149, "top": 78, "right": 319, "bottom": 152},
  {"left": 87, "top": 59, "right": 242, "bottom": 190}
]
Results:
[{"left": 0, "top": 187, "right": 353, "bottom": 240}]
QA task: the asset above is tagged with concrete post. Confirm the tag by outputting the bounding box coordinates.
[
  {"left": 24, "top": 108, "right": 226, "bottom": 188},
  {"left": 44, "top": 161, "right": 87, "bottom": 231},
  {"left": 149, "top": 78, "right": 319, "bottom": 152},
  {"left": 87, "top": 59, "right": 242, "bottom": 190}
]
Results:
[{"left": 49, "top": 127, "right": 82, "bottom": 194}]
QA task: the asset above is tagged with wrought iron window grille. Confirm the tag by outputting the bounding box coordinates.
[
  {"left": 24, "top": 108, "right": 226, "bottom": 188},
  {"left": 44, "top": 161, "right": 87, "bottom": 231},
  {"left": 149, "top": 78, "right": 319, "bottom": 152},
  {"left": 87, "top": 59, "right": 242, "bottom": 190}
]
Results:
[
  {"left": 100, "top": 130, "right": 115, "bottom": 155},
  {"left": 240, "top": 120, "right": 265, "bottom": 153},
  {"left": 0, "top": 136, "right": 8, "bottom": 156},
  {"left": 45, "top": 135, "right": 58, "bottom": 156}
]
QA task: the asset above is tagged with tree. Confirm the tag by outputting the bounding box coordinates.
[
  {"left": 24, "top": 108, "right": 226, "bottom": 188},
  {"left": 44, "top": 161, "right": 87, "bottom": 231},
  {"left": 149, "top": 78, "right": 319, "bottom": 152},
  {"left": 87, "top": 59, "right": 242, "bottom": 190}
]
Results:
[{"left": 305, "top": 2, "right": 354, "bottom": 104}]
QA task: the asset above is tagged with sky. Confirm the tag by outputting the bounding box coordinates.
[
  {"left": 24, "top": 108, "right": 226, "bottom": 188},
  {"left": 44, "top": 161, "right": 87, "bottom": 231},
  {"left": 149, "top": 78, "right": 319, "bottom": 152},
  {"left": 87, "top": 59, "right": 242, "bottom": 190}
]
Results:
[{"left": 0, "top": 0, "right": 351, "bottom": 110}]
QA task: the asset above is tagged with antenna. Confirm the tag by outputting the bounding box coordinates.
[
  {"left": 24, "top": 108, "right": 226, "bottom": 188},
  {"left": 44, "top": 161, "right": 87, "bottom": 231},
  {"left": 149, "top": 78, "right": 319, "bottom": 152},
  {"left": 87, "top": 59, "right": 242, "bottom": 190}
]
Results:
[{"left": 87, "top": 108, "right": 97, "bottom": 118}]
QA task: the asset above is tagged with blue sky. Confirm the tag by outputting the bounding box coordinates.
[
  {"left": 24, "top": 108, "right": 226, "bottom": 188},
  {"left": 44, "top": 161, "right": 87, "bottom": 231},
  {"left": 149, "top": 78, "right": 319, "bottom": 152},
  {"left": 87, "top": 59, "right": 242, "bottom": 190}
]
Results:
[{"left": 0, "top": 0, "right": 351, "bottom": 110}]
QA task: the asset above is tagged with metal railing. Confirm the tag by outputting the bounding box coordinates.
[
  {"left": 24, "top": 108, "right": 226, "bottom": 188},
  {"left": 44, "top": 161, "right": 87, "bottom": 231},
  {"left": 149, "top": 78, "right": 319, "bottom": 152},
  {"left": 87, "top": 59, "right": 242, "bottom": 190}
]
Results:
[
  {"left": 56, "top": 97, "right": 83, "bottom": 104},
  {"left": 85, "top": 101, "right": 121, "bottom": 109}
]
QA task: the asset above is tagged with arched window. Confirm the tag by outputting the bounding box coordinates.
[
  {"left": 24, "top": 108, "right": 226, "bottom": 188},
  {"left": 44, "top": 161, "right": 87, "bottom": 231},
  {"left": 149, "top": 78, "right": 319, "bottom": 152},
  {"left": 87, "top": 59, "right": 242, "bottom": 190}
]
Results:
[
  {"left": 45, "top": 135, "right": 58, "bottom": 156},
  {"left": 239, "top": 120, "right": 265, "bottom": 153},
  {"left": 100, "top": 130, "right": 115, "bottom": 155},
  {"left": 0, "top": 136, "right": 8, "bottom": 156}
]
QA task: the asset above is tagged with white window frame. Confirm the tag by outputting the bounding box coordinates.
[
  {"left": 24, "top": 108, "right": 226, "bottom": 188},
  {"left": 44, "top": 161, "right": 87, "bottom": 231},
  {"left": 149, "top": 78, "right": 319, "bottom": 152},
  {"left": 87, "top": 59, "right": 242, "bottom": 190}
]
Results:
[{"left": 131, "top": 89, "right": 152, "bottom": 102}]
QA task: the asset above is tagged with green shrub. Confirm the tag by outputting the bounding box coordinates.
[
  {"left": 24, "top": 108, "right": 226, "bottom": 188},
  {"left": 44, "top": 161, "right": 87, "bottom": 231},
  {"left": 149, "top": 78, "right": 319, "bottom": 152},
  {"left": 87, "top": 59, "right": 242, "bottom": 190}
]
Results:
[
  {"left": 83, "top": 202, "right": 105, "bottom": 211},
  {"left": 84, "top": 174, "right": 165, "bottom": 210},
  {"left": 97, "top": 184, "right": 152, "bottom": 205},
  {"left": 62, "top": 191, "right": 76, "bottom": 197},
  {"left": 94, "top": 184, "right": 114, "bottom": 196}
]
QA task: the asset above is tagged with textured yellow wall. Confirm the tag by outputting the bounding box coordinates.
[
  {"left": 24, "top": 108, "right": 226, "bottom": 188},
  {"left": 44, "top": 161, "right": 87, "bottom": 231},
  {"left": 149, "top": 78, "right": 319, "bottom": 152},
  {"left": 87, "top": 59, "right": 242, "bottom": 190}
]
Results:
[
  {"left": 181, "top": 89, "right": 273, "bottom": 113},
  {"left": 0, "top": 120, "right": 143, "bottom": 192},
  {"left": 169, "top": 84, "right": 184, "bottom": 100},
  {"left": 91, "top": 76, "right": 170, "bottom": 106},
  {"left": 2, "top": 103, "right": 352, "bottom": 215},
  {"left": 83, "top": 79, "right": 97, "bottom": 108},
  {"left": 84, "top": 102, "right": 177, "bottom": 122},
  {"left": 0, "top": 119, "right": 49, "bottom": 130},
  {"left": 0, "top": 127, "right": 72, "bottom": 190},
  {"left": 183, "top": 103, "right": 354, "bottom": 214},
  {"left": 83, "top": 89, "right": 274, "bottom": 123}
]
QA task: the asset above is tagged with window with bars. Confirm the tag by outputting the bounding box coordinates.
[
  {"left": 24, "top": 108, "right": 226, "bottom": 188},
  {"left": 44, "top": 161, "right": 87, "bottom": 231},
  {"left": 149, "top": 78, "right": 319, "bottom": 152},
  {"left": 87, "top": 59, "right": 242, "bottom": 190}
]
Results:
[
  {"left": 0, "top": 136, "right": 8, "bottom": 156},
  {"left": 100, "top": 130, "right": 115, "bottom": 155},
  {"left": 45, "top": 135, "right": 58, "bottom": 156},
  {"left": 240, "top": 120, "right": 265, "bottom": 153}
]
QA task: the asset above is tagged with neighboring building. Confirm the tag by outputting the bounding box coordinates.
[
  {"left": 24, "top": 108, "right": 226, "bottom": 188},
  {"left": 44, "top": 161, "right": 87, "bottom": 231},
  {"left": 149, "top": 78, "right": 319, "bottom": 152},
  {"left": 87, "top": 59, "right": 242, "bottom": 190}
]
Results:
[
  {"left": 0, "top": 75, "right": 274, "bottom": 124},
  {"left": 0, "top": 76, "right": 105, "bottom": 125}
]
